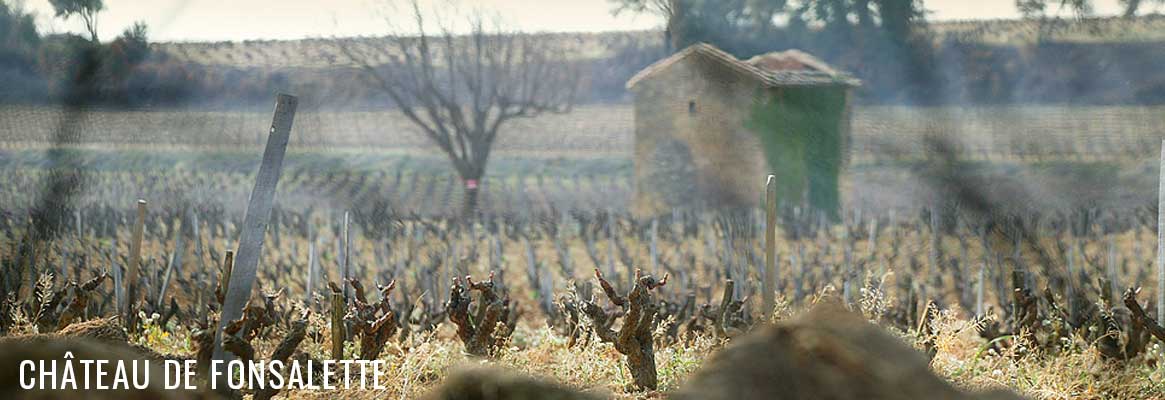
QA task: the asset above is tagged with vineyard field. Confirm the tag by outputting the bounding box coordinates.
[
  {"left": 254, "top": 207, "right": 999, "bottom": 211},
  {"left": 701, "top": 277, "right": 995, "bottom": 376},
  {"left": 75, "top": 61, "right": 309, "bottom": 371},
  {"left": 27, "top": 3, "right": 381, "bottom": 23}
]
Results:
[{"left": 4, "top": 104, "right": 1164, "bottom": 163}]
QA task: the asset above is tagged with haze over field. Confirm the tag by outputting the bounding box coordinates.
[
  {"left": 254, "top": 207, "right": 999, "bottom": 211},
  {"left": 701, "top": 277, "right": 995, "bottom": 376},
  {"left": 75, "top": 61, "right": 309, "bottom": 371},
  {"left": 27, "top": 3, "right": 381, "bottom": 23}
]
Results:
[
  {"left": 5, "top": 0, "right": 1165, "bottom": 399},
  {"left": 22, "top": 0, "right": 1161, "bottom": 42}
]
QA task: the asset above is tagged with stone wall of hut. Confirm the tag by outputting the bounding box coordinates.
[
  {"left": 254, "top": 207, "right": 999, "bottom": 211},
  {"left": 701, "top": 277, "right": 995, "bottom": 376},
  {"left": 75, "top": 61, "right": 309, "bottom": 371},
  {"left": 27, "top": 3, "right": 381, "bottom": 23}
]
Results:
[{"left": 631, "top": 56, "right": 770, "bottom": 216}]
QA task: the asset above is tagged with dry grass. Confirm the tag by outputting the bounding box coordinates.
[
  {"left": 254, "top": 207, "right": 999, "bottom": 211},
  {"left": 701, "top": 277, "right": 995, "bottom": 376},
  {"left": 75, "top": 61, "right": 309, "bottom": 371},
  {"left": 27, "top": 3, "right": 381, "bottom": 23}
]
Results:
[
  {"left": 81, "top": 284, "right": 1163, "bottom": 399},
  {"left": 928, "top": 309, "right": 1165, "bottom": 400}
]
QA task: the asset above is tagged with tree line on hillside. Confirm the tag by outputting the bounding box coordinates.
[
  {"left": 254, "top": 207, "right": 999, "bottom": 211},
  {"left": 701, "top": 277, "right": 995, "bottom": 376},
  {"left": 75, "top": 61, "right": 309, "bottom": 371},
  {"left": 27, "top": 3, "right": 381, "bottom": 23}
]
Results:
[
  {"left": 0, "top": 0, "right": 299, "bottom": 107},
  {"left": 0, "top": 0, "right": 155, "bottom": 105},
  {"left": 613, "top": 0, "right": 1165, "bottom": 105},
  {"left": 2, "top": 0, "right": 1165, "bottom": 108}
]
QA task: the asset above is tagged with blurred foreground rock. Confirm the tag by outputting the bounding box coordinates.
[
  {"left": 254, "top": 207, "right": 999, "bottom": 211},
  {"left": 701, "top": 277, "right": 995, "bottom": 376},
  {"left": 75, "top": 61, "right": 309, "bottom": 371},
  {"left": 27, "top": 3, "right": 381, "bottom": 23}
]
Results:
[
  {"left": 423, "top": 366, "right": 602, "bottom": 400},
  {"left": 1, "top": 305, "right": 1027, "bottom": 400},
  {"left": 672, "top": 301, "right": 1023, "bottom": 400},
  {"left": 0, "top": 318, "right": 215, "bottom": 399}
]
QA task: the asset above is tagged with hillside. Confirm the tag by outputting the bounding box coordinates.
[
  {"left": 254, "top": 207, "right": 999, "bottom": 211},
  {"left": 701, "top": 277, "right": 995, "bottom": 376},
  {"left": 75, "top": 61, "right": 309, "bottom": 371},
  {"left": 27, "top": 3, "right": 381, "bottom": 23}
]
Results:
[
  {"left": 930, "top": 13, "right": 1165, "bottom": 44},
  {"left": 151, "top": 15, "right": 1165, "bottom": 69},
  {"left": 151, "top": 30, "right": 660, "bottom": 69},
  {"left": 133, "top": 15, "right": 1165, "bottom": 108}
]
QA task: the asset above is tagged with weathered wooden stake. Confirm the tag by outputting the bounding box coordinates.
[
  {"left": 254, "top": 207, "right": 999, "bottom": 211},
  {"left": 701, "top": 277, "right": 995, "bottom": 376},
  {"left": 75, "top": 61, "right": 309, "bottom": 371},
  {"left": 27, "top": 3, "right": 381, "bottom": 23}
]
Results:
[
  {"left": 605, "top": 209, "right": 617, "bottom": 281},
  {"left": 1108, "top": 235, "right": 1118, "bottom": 305},
  {"left": 791, "top": 245, "right": 802, "bottom": 302},
  {"left": 213, "top": 94, "right": 297, "bottom": 362},
  {"left": 306, "top": 239, "right": 317, "bottom": 305},
  {"left": 74, "top": 209, "right": 82, "bottom": 239},
  {"left": 1157, "top": 139, "right": 1165, "bottom": 322},
  {"left": 111, "top": 237, "right": 123, "bottom": 316},
  {"left": 1067, "top": 239, "right": 1077, "bottom": 316},
  {"left": 843, "top": 232, "right": 853, "bottom": 306},
  {"left": 342, "top": 211, "right": 351, "bottom": 302},
  {"left": 125, "top": 199, "right": 146, "bottom": 330},
  {"left": 331, "top": 291, "right": 345, "bottom": 360},
  {"left": 764, "top": 175, "right": 777, "bottom": 320},
  {"left": 649, "top": 218, "right": 659, "bottom": 276},
  {"left": 60, "top": 251, "right": 69, "bottom": 284},
  {"left": 189, "top": 209, "right": 207, "bottom": 279},
  {"left": 219, "top": 250, "right": 234, "bottom": 302},
  {"left": 70, "top": 209, "right": 82, "bottom": 282},
  {"left": 976, "top": 264, "right": 985, "bottom": 317},
  {"left": 158, "top": 216, "right": 185, "bottom": 305},
  {"left": 929, "top": 208, "right": 941, "bottom": 285}
]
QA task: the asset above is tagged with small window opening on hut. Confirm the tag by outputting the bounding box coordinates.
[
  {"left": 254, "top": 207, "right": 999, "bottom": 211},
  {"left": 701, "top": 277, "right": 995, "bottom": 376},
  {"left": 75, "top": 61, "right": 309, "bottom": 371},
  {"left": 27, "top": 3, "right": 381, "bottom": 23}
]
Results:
[{"left": 688, "top": 100, "right": 697, "bottom": 114}]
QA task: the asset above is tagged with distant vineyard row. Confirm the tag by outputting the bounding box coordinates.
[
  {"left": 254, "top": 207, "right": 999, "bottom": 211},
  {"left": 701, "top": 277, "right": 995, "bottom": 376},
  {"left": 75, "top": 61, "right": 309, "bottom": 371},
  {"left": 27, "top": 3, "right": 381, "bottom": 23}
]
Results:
[
  {"left": 2, "top": 105, "right": 1164, "bottom": 161},
  {"left": 2, "top": 146, "right": 1156, "bottom": 218},
  {"left": 0, "top": 161, "right": 632, "bottom": 219}
]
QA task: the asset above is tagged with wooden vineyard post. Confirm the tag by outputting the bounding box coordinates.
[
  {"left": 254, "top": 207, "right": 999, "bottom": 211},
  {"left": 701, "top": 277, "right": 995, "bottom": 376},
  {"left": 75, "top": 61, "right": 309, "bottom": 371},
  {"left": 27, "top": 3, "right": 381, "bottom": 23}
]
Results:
[
  {"left": 605, "top": 209, "right": 617, "bottom": 282},
  {"left": 1107, "top": 235, "right": 1118, "bottom": 305},
  {"left": 1158, "top": 139, "right": 1165, "bottom": 323},
  {"left": 764, "top": 175, "right": 777, "bottom": 321},
  {"left": 649, "top": 218, "right": 659, "bottom": 277},
  {"left": 306, "top": 238, "right": 317, "bottom": 306},
  {"left": 125, "top": 199, "right": 146, "bottom": 331},
  {"left": 218, "top": 251, "right": 234, "bottom": 302},
  {"left": 1066, "top": 240, "right": 1077, "bottom": 317},
  {"left": 976, "top": 264, "right": 985, "bottom": 317},
  {"left": 189, "top": 209, "right": 207, "bottom": 278},
  {"left": 110, "top": 237, "right": 123, "bottom": 317},
  {"left": 929, "top": 209, "right": 941, "bottom": 290},
  {"left": 331, "top": 291, "right": 345, "bottom": 360},
  {"left": 212, "top": 94, "right": 298, "bottom": 363},
  {"left": 342, "top": 211, "right": 351, "bottom": 303},
  {"left": 157, "top": 215, "right": 185, "bottom": 305},
  {"left": 843, "top": 230, "right": 853, "bottom": 306}
]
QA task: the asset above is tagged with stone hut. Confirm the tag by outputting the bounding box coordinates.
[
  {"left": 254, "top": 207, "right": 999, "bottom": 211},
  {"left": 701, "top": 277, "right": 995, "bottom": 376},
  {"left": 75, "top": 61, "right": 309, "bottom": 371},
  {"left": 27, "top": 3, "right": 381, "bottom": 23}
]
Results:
[{"left": 627, "top": 43, "right": 860, "bottom": 216}]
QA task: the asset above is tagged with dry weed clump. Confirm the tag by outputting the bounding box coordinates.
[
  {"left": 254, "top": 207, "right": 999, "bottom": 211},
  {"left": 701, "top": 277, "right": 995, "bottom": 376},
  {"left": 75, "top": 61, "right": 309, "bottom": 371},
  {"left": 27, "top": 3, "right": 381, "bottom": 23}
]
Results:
[{"left": 930, "top": 304, "right": 1165, "bottom": 400}]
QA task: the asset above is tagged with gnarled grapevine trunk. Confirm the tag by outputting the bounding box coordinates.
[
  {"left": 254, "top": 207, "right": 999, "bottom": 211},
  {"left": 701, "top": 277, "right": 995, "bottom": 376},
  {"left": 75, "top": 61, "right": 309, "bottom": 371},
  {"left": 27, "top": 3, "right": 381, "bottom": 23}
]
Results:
[
  {"left": 345, "top": 278, "right": 400, "bottom": 360},
  {"left": 581, "top": 268, "right": 667, "bottom": 390},
  {"left": 446, "top": 272, "right": 519, "bottom": 357}
]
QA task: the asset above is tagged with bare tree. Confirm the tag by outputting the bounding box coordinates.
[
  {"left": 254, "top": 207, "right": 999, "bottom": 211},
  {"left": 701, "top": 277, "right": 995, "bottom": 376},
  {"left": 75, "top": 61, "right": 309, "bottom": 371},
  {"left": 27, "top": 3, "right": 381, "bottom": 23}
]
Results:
[
  {"left": 1120, "top": 0, "right": 1165, "bottom": 17},
  {"left": 611, "top": 0, "right": 686, "bottom": 52},
  {"left": 1016, "top": 0, "right": 1095, "bottom": 42},
  {"left": 340, "top": 1, "right": 579, "bottom": 216},
  {"left": 49, "top": 0, "right": 104, "bottom": 42}
]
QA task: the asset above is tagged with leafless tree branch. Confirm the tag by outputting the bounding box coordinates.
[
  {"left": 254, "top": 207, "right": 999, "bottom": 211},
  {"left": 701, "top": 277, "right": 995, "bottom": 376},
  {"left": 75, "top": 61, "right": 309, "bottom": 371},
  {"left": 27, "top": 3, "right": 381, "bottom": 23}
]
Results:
[{"left": 338, "top": 0, "right": 580, "bottom": 215}]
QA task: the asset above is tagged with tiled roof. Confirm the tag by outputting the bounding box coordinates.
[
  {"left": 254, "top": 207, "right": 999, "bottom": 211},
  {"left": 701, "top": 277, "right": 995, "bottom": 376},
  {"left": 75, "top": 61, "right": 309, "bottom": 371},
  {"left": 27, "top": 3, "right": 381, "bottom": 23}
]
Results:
[{"left": 625, "top": 43, "right": 861, "bottom": 89}]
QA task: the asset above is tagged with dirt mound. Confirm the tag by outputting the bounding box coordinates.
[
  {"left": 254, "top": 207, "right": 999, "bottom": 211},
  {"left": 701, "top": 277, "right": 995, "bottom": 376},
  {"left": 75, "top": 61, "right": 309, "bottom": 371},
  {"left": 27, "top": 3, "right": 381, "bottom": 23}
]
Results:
[
  {"left": 423, "top": 366, "right": 601, "bottom": 400},
  {"left": 672, "top": 302, "right": 1023, "bottom": 400},
  {"left": 0, "top": 335, "right": 215, "bottom": 399}
]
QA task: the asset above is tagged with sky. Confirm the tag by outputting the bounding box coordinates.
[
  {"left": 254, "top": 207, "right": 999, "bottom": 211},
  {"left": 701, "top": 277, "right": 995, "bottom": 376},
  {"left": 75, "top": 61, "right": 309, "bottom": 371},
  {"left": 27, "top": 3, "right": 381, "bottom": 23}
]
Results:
[{"left": 20, "top": 0, "right": 1155, "bottom": 43}]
